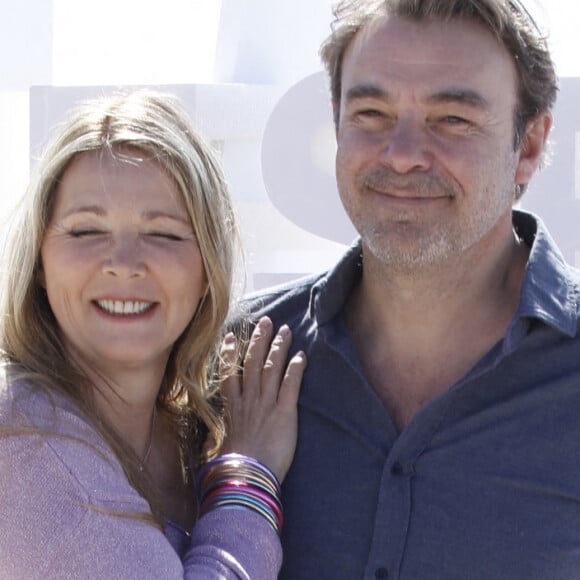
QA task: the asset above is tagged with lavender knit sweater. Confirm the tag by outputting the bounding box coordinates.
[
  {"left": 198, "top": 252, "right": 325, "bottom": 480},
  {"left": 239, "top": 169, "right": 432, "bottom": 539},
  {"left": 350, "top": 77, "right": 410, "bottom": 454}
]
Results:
[{"left": 0, "top": 380, "right": 281, "bottom": 579}]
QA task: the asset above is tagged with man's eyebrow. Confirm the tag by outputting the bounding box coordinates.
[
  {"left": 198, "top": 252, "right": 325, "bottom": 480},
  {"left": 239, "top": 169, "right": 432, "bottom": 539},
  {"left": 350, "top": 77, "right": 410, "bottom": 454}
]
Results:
[
  {"left": 426, "top": 89, "right": 490, "bottom": 109},
  {"left": 344, "top": 83, "right": 390, "bottom": 103},
  {"left": 344, "top": 84, "right": 489, "bottom": 110}
]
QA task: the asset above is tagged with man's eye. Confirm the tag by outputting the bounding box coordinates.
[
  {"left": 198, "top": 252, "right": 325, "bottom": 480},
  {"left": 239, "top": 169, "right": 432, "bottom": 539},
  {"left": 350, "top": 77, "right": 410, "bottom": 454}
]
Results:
[
  {"left": 442, "top": 115, "right": 469, "bottom": 124},
  {"left": 357, "top": 109, "right": 383, "bottom": 118},
  {"left": 352, "top": 109, "right": 394, "bottom": 129}
]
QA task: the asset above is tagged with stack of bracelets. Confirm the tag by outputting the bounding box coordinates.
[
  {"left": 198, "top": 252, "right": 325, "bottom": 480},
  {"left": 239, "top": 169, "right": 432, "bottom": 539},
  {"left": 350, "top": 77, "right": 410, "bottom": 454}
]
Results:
[{"left": 196, "top": 453, "right": 284, "bottom": 535}]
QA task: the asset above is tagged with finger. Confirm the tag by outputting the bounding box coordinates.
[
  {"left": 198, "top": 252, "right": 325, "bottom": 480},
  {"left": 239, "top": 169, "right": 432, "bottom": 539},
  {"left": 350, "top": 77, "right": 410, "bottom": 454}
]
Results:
[
  {"left": 277, "top": 350, "right": 307, "bottom": 409},
  {"left": 220, "top": 332, "right": 242, "bottom": 402},
  {"left": 242, "top": 316, "right": 274, "bottom": 398},
  {"left": 260, "top": 324, "right": 293, "bottom": 401}
]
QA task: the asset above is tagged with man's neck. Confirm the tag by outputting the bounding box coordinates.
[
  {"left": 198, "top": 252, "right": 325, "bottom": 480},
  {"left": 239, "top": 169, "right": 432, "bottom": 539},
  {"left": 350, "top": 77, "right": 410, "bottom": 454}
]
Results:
[
  {"left": 355, "top": 218, "right": 528, "bottom": 334},
  {"left": 344, "top": 225, "right": 530, "bottom": 431}
]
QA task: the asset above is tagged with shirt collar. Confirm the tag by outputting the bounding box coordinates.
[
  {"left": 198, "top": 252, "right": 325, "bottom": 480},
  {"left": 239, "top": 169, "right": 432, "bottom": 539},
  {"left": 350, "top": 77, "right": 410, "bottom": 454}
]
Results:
[
  {"left": 309, "top": 240, "right": 363, "bottom": 326},
  {"left": 309, "top": 210, "right": 579, "bottom": 336},
  {"left": 513, "top": 209, "right": 578, "bottom": 337}
]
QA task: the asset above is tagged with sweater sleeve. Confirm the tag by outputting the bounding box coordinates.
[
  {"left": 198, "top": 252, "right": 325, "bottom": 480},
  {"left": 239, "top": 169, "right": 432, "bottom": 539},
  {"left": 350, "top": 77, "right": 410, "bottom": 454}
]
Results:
[
  {"left": 0, "top": 385, "right": 281, "bottom": 579},
  {"left": 186, "top": 509, "right": 282, "bottom": 579}
]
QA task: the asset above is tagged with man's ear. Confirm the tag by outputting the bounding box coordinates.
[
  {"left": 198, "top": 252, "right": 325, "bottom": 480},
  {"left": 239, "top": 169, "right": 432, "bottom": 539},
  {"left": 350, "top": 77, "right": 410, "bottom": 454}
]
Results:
[
  {"left": 514, "top": 111, "right": 552, "bottom": 185},
  {"left": 332, "top": 100, "right": 340, "bottom": 134}
]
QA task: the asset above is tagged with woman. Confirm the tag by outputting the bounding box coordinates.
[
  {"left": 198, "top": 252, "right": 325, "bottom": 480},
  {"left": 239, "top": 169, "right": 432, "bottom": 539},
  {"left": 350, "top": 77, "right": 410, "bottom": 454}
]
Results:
[{"left": 0, "top": 90, "right": 306, "bottom": 578}]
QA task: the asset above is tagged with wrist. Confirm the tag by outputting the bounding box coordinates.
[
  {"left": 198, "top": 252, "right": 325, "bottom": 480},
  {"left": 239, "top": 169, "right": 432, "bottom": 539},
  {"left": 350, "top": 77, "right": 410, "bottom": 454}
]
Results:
[{"left": 196, "top": 453, "right": 283, "bottom": 535}]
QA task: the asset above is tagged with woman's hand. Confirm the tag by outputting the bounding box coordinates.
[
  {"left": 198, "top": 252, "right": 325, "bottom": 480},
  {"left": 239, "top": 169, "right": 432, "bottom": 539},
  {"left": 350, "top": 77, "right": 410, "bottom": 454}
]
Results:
[{"left": 220, "top": 316, "right": 307, "bottom": 483}]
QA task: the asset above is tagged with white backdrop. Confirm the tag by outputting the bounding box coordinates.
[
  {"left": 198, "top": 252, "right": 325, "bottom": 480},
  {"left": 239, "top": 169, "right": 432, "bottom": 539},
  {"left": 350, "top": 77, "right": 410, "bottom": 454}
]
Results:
[{"left": 2, "top": 0, "right": 580, "bottom": 292}]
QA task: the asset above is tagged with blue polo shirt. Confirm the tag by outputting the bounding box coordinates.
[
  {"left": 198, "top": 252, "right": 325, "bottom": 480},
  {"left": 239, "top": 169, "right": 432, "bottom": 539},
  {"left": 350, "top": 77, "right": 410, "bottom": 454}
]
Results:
[{"left": 246, "top": 211, "right": 580, "bottom": 579}]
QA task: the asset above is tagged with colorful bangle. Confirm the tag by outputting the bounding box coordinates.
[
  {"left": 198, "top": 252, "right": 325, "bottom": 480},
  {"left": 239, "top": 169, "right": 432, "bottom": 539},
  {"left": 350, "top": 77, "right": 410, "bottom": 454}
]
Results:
[{"left": 197, "top": 453, "right": 284, "bottom": 535}]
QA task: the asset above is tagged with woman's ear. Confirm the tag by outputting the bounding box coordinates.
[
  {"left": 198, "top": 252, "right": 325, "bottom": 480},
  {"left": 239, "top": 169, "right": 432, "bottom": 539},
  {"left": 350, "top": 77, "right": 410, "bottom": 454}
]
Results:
[
  {"left": 514, "top": 111, "right": 553, "bottom": 185},
  {"left": 37, "top": 264, "right": 46, "bottom": 289}
]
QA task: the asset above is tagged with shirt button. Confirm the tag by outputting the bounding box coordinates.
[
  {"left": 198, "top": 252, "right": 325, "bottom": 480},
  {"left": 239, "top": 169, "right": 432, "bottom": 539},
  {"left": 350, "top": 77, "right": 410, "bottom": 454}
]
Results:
[
  {"left": 375, "top": 567, "right": 388, "bottom": 578},
  {"left": 391, "top": 461, "right": 403, "bottom": 474}
]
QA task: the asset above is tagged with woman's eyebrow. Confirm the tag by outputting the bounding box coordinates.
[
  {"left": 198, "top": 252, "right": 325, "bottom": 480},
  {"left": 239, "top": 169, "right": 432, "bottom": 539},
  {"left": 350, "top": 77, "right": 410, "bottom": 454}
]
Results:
[
  {"left": 61, "top": 205, "right": 106, "bottom": 218},
  {"left": 142, "top": 210, "right": 191, "bottom": 225}
]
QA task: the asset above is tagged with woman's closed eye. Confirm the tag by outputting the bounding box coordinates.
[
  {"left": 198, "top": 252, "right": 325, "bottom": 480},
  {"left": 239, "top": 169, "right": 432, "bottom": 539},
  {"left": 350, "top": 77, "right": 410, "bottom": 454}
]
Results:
[
  {"left": 147, "top": 232, "right": 187, "bottom": 241},
  {"left": 68, "top": 228, "right": 105, "bottom": 238}
]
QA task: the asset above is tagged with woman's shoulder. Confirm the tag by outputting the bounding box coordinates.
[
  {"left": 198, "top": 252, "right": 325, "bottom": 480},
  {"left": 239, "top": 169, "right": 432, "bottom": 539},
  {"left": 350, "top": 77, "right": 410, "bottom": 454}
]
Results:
[
  {"left": 0, "top": 378, "right": 148, "bottom": 510},
  {"left": 0, "top": 378, "right": 180, "bottom": 579},
  {"left": 1, "top": 376, "right": 87, "bottom": 430},
  {"left": 1, "top": 377, "right": 105, "bottom": 456}
]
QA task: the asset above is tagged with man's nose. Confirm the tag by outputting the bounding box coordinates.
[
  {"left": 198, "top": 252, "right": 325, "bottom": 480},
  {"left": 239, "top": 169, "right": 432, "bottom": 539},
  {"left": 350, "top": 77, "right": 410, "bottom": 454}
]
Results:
[{"left": 378, "top": 117, "right": 432, "bottom": 174}]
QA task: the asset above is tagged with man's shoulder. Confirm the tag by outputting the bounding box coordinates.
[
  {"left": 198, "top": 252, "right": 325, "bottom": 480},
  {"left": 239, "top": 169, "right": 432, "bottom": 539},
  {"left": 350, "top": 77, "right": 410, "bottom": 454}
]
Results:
[
  {"left": 568, "top": 265, "right": 580, "bottom": 323},
  {"left": 238, "top": 242, "right": 363, "bottom": 331},
  {"left": 241, "top": 272, "right": 325, "bottom": 326}
]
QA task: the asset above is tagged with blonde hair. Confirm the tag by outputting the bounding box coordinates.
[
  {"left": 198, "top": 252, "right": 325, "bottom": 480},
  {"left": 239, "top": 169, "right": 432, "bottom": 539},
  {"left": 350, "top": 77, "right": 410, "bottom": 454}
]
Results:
[{"left": 0, "top": 89, "right": 242, "bottom": 524}]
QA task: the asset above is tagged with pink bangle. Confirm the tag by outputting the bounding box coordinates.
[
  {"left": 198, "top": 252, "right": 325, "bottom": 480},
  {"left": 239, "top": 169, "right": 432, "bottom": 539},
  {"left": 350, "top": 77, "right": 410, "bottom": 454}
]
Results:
[{"left": 197, "top": 453, "right": 284, "bottom": 535}]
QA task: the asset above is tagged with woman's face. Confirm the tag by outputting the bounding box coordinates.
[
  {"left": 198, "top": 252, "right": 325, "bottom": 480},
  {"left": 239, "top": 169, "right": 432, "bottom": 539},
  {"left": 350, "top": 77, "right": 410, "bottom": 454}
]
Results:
[{"left": 40, "top": 149, "right": 206, "bottom": 380}]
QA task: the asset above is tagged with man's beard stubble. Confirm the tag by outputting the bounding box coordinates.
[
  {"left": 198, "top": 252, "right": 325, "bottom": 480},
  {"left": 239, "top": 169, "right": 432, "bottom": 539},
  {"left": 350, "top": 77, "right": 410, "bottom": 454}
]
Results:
[{"left": 347, "top": 167, "right": 465, "bottom": 272}]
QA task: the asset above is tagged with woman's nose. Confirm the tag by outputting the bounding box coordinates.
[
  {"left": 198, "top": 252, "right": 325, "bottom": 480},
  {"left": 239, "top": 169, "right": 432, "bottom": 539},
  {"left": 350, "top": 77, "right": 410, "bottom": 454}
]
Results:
[{"left": 102, "top": 235, "right": 145, "bottom": 278}]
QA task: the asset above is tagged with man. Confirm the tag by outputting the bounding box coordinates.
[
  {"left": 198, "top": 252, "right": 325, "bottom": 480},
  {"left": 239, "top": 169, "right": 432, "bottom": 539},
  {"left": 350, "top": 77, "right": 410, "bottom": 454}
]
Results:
[{"left": 247, "top": 1, "right": 580, "bottom": 578}]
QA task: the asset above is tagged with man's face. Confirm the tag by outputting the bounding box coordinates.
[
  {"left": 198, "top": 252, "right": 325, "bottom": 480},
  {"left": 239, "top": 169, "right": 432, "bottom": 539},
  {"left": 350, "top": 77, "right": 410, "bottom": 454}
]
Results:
[{"left": 335, "top": 15, "right": 544, "bottom": 271}]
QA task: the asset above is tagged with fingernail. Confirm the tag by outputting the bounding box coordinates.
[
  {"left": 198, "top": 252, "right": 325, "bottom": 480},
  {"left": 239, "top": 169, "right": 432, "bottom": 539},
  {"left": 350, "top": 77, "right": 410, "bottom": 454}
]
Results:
[
  {"left": 223, "top": 332, "right": 236, "bottom": 344},
  {"left": 278, "top": 324, "right": 290, "bottom": 338},
  {"left": 257, "top": 316, "right": 272, "bottom": 330}
]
